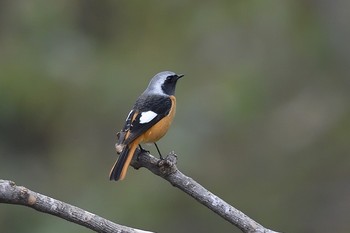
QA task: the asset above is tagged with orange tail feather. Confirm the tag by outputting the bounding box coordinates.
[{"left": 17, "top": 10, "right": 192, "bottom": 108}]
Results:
[{"left": 109, "top": 142, "right": 138, "bottom": 181}]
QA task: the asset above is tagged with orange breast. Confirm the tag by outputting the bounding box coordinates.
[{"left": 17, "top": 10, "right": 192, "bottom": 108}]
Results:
[{"left": 140, "top": 95, "right": 176, "bottom": 143}]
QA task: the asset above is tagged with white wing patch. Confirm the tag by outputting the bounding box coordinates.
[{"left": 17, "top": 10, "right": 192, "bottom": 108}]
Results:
[{"left": 139, "top": 111, "right": 158, "bottom": 124}]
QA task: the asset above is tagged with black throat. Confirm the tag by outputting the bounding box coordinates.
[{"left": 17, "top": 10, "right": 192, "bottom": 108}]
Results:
[{"left": 161, "top": 81, "right": 178, "bottom": 95}]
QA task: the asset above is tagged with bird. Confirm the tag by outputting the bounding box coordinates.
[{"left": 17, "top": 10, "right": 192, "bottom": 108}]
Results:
[{"left": 109, "top": 71, "right": 184, "bottom": 181}]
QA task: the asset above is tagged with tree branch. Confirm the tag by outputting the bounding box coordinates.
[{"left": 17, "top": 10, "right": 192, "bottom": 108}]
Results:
[
  {"left": 0, "top": 150, "right": 281, "bottom": 233},
  {"left": 0, "top": 179, "right": 153, "bottom": 233},
  {"left": 131, "top": 150, "right": 281, "bottom": 233}
]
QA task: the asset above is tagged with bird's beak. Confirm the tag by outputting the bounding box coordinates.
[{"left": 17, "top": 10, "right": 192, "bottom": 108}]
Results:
[{"left": 177, "top": 74, "right": 184, "bottom": 80}]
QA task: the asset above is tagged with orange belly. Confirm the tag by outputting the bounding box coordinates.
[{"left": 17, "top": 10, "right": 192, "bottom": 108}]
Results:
[{"left": 140, "top": 95, "right": 176, "bottom": 143}]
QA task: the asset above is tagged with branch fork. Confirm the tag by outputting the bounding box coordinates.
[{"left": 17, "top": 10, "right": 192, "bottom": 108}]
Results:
[
  {"left": 132, "top": 149, "right": 178, "bottom": 177},
  {"left": 131, "top": 151, "right": 280, "bottom": 233}
]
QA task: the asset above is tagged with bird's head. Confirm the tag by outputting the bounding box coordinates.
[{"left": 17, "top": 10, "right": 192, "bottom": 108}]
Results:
[{"left": 146, "top": 71, "right": 184, "bottom": 96}]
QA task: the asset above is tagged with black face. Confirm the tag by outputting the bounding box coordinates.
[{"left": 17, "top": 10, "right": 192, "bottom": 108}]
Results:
[{"left": 161, "top": 74, "right": 184, "bottom": 95}]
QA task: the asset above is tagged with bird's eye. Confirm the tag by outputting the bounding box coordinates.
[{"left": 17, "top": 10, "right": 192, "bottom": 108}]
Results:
[{"left": 166, "top": 76, "right": 173, "bottom": 81}]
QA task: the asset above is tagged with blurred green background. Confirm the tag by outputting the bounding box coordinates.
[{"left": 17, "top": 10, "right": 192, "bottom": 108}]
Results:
[{"left": 1, "top": 1, "right": 349, "bottom": 233}]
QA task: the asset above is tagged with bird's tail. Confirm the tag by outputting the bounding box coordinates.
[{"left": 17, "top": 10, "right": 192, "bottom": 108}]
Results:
[{"left": 109, "top": 142, "right": 138, "bottom": 181}]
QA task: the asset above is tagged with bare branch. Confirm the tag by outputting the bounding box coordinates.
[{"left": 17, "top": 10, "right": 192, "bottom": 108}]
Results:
[
  {"left": 131, "top": 150, "right": 281, "bottom": 233},
  {"left": 0, "top": 179, "right": 153, "bottom": 233},
  {"left": 0, "top": 150, "right": 281, "bottom": 233}
]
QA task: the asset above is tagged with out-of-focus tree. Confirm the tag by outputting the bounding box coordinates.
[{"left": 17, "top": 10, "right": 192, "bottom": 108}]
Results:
[{"left": 0, "top": 1, "right": 349, "bottom": 233}]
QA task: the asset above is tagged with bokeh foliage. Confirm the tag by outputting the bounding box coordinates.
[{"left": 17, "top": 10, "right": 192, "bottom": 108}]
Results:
[{"left": 1, "top": 1, "right": 349, "bottom": 233}]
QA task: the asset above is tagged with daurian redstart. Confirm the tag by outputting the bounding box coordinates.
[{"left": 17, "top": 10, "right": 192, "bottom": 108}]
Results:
[{"left": 109, "top": 71, "right": 184, "bottom": 181}]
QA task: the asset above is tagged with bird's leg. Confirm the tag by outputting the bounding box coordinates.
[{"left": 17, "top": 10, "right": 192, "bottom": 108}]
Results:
[
  {"left": 139, "top": 144, "right": 149, "bottom": 153},
  {"left": 137, "top": 144, "right": 149, "bottom": 161},
  {"left": 154, "top": 142, "right": 164, "bottom": 160}
]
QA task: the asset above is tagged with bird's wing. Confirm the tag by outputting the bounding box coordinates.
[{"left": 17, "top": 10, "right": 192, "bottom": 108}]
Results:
[{"left": 121, "top": 95, "right": 172, "bottom": 145}]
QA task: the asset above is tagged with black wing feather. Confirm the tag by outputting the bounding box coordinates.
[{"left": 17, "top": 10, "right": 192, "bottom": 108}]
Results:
[
  {"left": 123, "top": 95, "right": 172, "bottom": 144},
  {"left": 116, "top": 109, "right": 135, "bottom": 145}
]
